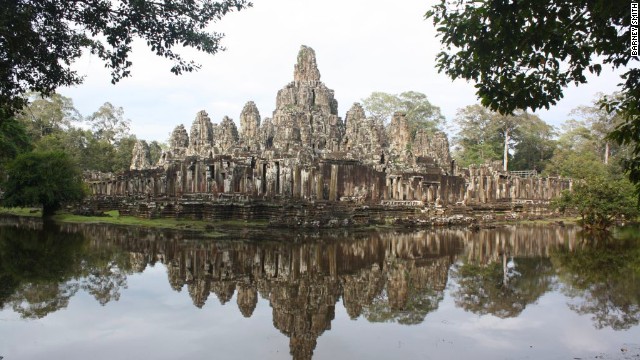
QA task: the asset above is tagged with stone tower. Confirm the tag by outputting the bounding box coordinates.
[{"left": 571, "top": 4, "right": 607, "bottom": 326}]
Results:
[
  {"left": 216, "top": 115, "right": 239, "bottom": 152},
  {"left": 189, "top": 110, "right": 214, "bottom": 157},
  {"left": 130, "top": 140, "right": 151, "bottom": 170},
  {"left": 239, "top": 101, "right": 261, "bottom": 150},
  {"left": 270, "top": 45, "right": 344, "bottom": 155}
]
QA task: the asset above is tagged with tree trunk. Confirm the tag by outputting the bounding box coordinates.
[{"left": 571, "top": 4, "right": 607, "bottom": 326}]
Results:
[
  {"left": 604, "top": 142, "right": 609, "bottom": 165},
  {"left": 503, "top": 128, "right": 509, "bottom": 171},
  {"left": 42, "top": 204, "right": 57, "bottom": 218}
]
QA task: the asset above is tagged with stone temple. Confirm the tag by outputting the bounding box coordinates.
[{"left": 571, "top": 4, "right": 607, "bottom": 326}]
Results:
[{"left": 86, "top": 46, "right": 571, "bottom": 226}]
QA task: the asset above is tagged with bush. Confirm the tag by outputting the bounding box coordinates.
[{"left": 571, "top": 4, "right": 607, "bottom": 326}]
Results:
[
  {"left": 553, "top": 175, "right": 638, "bottom": 230},
  {"left": 2, "top": 151, "right": 85, "bottom": 216}
]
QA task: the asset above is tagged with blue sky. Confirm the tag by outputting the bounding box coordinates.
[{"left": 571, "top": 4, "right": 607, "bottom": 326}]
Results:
[{"left": 59, "top": 0, "right": 625, "bottom": 142}]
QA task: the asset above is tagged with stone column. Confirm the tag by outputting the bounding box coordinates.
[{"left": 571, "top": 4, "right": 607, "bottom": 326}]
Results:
[
  {"left": 316, "top": 169, "right": 324, "bottom": 200},
  {"left": 329, "top": 164, "right": 338, "bottom": 201},
  {"left": 293, "top": 165, "right": 301, "bottom": 198}
]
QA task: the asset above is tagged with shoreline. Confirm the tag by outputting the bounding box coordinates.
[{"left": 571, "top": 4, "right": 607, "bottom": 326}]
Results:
[{"left": 0, "top": 206, "right": 581, "bottom": 237}]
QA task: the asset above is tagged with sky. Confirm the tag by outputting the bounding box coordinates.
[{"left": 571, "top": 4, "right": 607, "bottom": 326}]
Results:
[{"left": 59, "top": 0, "right": 625, "bottom": 142}]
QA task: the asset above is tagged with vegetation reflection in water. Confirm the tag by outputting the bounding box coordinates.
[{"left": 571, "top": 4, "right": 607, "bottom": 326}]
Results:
[{"left": 1, "top": 218, "right": 639, "bottom": 359}]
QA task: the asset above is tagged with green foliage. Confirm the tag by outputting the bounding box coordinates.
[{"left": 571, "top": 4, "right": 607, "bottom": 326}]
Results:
[
  {"left": 510, "top": 115, "right": 556, "bottom": 172},
  {"left": 14, "top": 95, "right": 153, "bottom": 173},
  {"left": 544, "top": 119, "right": 610, "bottom": 179},
  {"left": 605, "top": 90, "right": 640, "bottom": 195},
  {"left": 14, "top": 93, "right": 81, "bottom": 141},
  {"left": 452, "top": 105, "right": 505, "bottom": 167},
  {"left": 545, "top": 96, "right": 628, "bottom": 179},
  {"left": 571, "top": 94, "right": 623, "bottom": 165},
  {"left": 112, "top": 135, "right": 138, "bottom": 173},
  {"left": 545, "top": 149, "right": 607, "bottom": 180},
  {"left": 0, "top": 111, "right": 32, "bottom": 176},
  {"left": 361, "top": 91, "right": 445, "bottom": 133},
  {"left": 2, "top": 151, "right": 85, "bottom": 216},
  {"left": 148, "top": 140, "right": 166, "bottom": 165},
  {"left": 451, "top": 104, "right": 554, "bottom": 170},
  {"left": 1, "top": 0, "right": 251, "bottom": 112},
  {"left": 454, "top": 142, "right": 500, "bottom": 168},
  {"left": 552, "top": 175, "right": 638, "bottom": 230},
  {"left": 86, "top": 102, "right": 131, "bottom": 144}
]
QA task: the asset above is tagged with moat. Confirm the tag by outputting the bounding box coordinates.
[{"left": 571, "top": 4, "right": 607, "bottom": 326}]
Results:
[{"left": 1, "top": 218, "right": 639, "bottom": 359}]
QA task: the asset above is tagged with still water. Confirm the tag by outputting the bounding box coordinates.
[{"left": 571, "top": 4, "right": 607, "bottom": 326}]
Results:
[{"left": 0, "top": 217, "right": 639, "bottom": 360}]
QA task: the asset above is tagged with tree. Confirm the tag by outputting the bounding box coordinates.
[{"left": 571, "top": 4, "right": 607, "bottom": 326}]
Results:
[
  {"left": 112, "top": 135, "right": 138, "bottom": 173},
  {"left": 86, "top": 102, "right": 131, "bottom": 145},
  {"left": 451, "top": 105, "right": 502, "bottom": 167},
  {"left": 1, "top": 0, "right": 251, "bottom": 113},
  {"left": 426, "top": 1, "right": 639, "bottom": 189},
  {"left": 493, "top": 113, "right": 519, "bottom": 171},
  {"left": 0, "top": 222, "right": 134, "bottom": 316},
  {"left": 510, "top": 114, "right": 556, "bottom": 172},
  {"left": 571, "top": 94, "right": 624, "bottom": 165},
  {"left": 0, "top": 111, "right": 32, "bottom": 176},
  {"left": 14, "top": 93, "right": 81, "bottom": 140},
  {"left": 361, "top": 91, "right": 445, "bottom": 132},
  {"left": 552, "top": 174, "right": 638, "bottom": 230},
  {"left": 544, "top": 104, "right": 625, "bottom": 179},
  {"left": 2, "top": 151, "right": 85, "bottom": 216},
  {"left": 452, "top": 105, "right": 552, "bottom": 171},
  {"left": 148, "top": 140, "right": 166, "bottom": 165}
]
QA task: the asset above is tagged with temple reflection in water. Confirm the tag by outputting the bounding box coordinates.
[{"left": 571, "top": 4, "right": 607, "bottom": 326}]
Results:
[{"left": 2, "top": 219, "right": 638, "bottom": 360}]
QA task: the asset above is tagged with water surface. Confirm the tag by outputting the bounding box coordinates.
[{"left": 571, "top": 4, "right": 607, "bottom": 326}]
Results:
[{"left": 1, "top": 218, "right": 639, "bottom": 359}]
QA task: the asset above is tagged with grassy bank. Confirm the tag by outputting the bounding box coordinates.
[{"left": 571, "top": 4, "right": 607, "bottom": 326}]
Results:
[
  {"left": 494, "top": 216, "right": 581, "bottom": 226},
  {"left": 1, "top": 206, "right": 585, "bottom": 235},
  {"left": 0, "top": 207, "right": 42, "bottom": 217},
  {"left": 54, "top": 211, "right": 269, "bottom": 236},
  {"left": 0, "top": 207, "right": 268, "bottom": 237}
]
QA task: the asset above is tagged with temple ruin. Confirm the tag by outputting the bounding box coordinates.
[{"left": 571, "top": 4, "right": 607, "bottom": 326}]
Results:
[{"left": 85, "top": 45, "right": 572, "bottom": 226}]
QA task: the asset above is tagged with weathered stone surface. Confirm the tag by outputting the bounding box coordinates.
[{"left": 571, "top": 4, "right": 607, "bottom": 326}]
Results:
[
  {"left": 188, "top": 110, "right": 215, "bottom": 157},
  {"left": 130, "top": 140, "right": 151, "bottom": 170},
  {"left": 386, "top": 112, "right": 412, "bottom": 162},
  {"left": 343, "top": 103, "right": 384, "bottom": 162},
  {"left": 239, "top": 101, "right": 261, "bottom": 149},
  {"left": 157, "top": 124, "right": 190, "bottom": 166},
  {"left": 294, "top": 45, "right": 321, "bottom": 83},
  {"left": 170, "top": 124, "right": 189, "bottom": 149},
  {"left": 269, "top": 45, "right": 343, "bottom": 156},
  {"left": 413, "top": 130, "right": 452, "bottom": 170},
  {"left": 215, "top": 115, "right": 239, "bottom": 152}
]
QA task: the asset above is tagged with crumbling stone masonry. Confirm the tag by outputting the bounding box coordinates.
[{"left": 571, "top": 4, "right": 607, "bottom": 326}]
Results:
[{"left": 84, "top": 46, "right": 571, "bottom": 226}]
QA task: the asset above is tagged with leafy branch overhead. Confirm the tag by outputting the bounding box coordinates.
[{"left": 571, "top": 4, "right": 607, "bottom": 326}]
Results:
[
  {"left": 0, "top": 0, "right": 252, "bottom": 112},
  {"left": 425, "top": 0, "right": 632, "bottom": 115}
]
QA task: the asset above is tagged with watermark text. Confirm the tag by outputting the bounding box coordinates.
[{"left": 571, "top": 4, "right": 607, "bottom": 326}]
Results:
[{"left": 633, "top": 1, "right": 638, "bottom": 56}]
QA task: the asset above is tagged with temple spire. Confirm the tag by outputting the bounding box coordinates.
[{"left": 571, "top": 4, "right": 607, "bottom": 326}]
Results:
[{"left": 294, "top": 45, "right": 321, "bottom": 83}]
